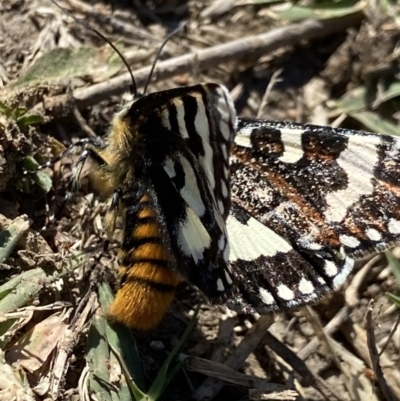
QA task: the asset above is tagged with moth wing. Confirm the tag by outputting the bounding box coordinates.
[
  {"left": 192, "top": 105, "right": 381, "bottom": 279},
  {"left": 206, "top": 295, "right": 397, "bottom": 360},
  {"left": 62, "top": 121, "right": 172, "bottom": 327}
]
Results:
[
  {"left": 137, "top": 84, "right": 237, "bottom": 299},
  {"left": 228, "top": 118, "right": 400, "bottom": 312},
  {"left": 148, "top": 157, "right": 233, "bottom": 298}
]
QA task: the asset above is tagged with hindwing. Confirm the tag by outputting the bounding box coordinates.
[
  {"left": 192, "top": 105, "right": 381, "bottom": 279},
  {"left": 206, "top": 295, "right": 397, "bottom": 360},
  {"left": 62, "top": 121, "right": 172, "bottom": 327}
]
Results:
[{"left": 226, "top": 118, "right": 400, "bottom": 313}]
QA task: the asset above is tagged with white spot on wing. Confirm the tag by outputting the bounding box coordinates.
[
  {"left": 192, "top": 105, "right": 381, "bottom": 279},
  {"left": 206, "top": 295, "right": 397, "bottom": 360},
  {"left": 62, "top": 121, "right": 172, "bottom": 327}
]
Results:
[
  {"left": 325, "top": 134, "right": 381, "bottom": 222},
  {"left": 178, "top": 207, "right": 211, "bottom": 263},
  {"left": 365, "top": 228, "right": 382, "bottom": 241},
  {"left": 216, "top": 99, "right": 230, "bottom": 121},
  {"left": 388, "top": 218, "right": 400, "bottom": 234},
  {"left": 339, "top": 234, "right": 360, "bottom": 248},
  {"left": 218, "top": 236, "right": 225, "bottom": 251},
  {"left": 298, "top": 240, "right": 322, "bottom": 250},
  {"left": 298, "top": 278, "right": 314, "bottom": 294},
  {"left": 278, "top": 128, "right": 305, "bottom": 163},
  {"left": 259, "top": 288, "right": 274, "bottom": 305},
  {"left": 234, "top": 132, "right": 252, "bottom": 148},
  {"left": 227, "top": 215, "right": 292, "bottom": 262},
  {"left": 214, "top": 85, "right": 236, "bottom": 142},
  {"left": 224, "top": 241, "right": 230, "bottom": 262},
  {"left": 277, "top": 284, "right": 295, "bottom": 300},
  {"left": 324, "top": 260, "right": 338, "bottom": 277},
  {"left": 217, "top": 278, "right": 224, "bottom": 291}
]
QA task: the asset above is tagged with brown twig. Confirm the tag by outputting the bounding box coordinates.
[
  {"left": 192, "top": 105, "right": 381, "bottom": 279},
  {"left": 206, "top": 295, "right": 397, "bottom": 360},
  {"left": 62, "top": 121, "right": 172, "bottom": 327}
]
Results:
[
  {"left": 379, "top": 313, "right": 400, "bottom": 356},
  {"left": 298, "top": 306, "right": 349, "bottom": 360},
  {"left": 302, "top": 306, "right": 342, "bottom": 368},
  {"left": 186, "top": 355, "right": 294, "bottom": 395},
  {"left": 192, "top": 315, "right": 274, "bottom": 401},
  {"left": 341, "top": 317, "right": 400, "bottom": 400},
  {"left": 264, "top": 331, "right": 344, "bottom": 401},
  {"left": 30, "top": 14, "right": 362, "bottom": 116},
  {"left": 71, "top": 103, "right": 97, "bottom": 139},
  {"left": 345, "top": 254, "right": 383, "bottom": 307},
  {"left": 256, "top": 68, "right": 283, "bottom": 119}
]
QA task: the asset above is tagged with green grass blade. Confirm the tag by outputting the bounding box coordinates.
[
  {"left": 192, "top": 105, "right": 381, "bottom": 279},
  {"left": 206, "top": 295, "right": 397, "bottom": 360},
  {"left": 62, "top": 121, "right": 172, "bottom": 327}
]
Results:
[
  {"left": 386, "top": 293, "right": 400, "bottom": 308},
  {"left": 0, "top": 216, "right": 30, "bottom": 264},
  {"left": 86, "top": 306, "right": 114, "bottom": 401},
  {"left": 349, "top": 111, "right": 400, "bottom": 137},
  {"left": 98, "top": 280, "right": 147, "bottom": 399},
  {"left": 385, "top": 250, "right": 400, "bottom": 284},
  {"left": 147, "top": 305, "right": 199, "bottom": 400}
]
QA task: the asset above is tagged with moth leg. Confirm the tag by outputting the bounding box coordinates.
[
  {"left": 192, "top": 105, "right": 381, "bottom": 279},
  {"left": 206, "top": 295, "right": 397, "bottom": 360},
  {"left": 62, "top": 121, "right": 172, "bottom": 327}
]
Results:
[
  {"left": 70, "top": 143, "right": 108, "bottom": 191},
  {"left": 104, "top": 188, "right": 123, "bottom": 242},
  {"left": 38, "top": 139, "right": 108, "bottom": 231},
  {"left": 24, "top": 138, "right": 100, "bottom": 174}
]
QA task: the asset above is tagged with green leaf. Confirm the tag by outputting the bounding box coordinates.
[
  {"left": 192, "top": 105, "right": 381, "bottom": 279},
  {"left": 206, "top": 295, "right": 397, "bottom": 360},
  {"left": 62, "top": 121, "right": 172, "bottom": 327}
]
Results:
[
  {"left": 0, "top": 101, "right": 12, "bottom": 117},
  {"left": 14, "top": 47, "right": 96, "bottom": 87},
  {"left": 349, "top": 111, "right": 400, "bottom": 136},
  {"left": 385, "top": 251, "right": 400, "bottom": 284},
  {"left": 0, "top": 318, "right": 18, "bottom": 348},
  {"left": 0, "top": 102, "right": 43, "bottom": 127},
  {"left": 32, "top": 171, "right": 53, "bottom": 193},
  {"left": 331, "top": 80, "right": 400, "bottom": 114},
  {"left": 386, "top": 292, "right": 400, "bottom": 308},
  {"left": 12, "top": 107, "right": 27, "bottom": 120},
  {"left": 86, "top": 308, "right": 114, "bottom": 401},
  {"left": 147, "top": 306, "right": 199, "bottom": 400},
  {"left": 19, "top": 156, "right": 53, "bottom": 193},
  {"left": 16, "top": 114, "right": 44, "bottom": 127},
  {"left": 0, "top": 216, "right": 30, "bottom": 264},
  {"left": 331, "top": 86, "right": 368, "bottom": 114},
  {"left": 98, "top": 281, "right": 146, "bottom": 399},
  {"left": 21, "top": 156, "right": 40, "bottom": 171},
  {"left": 376, "top": 80, "right": 400, "bottom": 104}
]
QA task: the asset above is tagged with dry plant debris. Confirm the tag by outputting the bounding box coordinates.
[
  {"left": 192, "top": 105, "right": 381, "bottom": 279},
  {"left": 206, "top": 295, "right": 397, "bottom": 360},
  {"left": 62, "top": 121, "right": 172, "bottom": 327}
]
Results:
[{"left": 1, "top": 0, "right": 400, "bottom": 400}]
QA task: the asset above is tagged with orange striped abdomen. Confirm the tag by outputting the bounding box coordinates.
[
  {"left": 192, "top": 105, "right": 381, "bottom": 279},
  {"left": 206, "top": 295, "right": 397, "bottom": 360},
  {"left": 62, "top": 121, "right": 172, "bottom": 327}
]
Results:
[{"left": 108, "top": 195, "right": 180, "bottom": 330}]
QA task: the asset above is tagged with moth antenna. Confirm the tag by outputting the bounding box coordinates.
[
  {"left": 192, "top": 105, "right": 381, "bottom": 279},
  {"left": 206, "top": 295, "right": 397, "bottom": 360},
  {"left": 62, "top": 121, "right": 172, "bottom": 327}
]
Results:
[
  {"left": 49, "top": 0, "right": 137, "bottom": 97},
  {"left": 143, "top": 21, "right": 188, "bottom": 95}
]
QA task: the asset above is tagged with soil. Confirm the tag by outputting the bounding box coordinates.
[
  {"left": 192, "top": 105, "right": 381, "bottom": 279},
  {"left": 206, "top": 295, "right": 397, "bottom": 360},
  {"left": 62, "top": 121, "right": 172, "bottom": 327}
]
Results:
[{"left": 1, "top": 1, "right": 400, "bottom": 401}]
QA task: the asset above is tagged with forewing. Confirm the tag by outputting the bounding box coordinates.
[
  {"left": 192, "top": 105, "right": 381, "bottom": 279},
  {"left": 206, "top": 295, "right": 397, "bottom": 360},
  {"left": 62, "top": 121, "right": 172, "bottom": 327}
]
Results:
[
  {"left": 135, "top": 84, "right": 237, "bottom": 298},
  {"left": 227, "top": 118, "right": 400, "bottom": 312}
]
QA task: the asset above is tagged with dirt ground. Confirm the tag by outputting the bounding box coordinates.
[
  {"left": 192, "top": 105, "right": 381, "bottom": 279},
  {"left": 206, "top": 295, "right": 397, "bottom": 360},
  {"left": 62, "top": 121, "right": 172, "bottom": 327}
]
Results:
[{"left": 1, "top": 1, "right": 400, "bottom": 401}]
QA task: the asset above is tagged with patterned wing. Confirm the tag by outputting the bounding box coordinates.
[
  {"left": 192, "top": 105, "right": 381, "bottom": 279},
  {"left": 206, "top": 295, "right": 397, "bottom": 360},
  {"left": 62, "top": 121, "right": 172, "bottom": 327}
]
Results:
[
  {"left": 130, "top": 84, "right": 237, "bottom": 298},
  {"left": 226, "top": 118, "right": 400, "bottom": 313}
]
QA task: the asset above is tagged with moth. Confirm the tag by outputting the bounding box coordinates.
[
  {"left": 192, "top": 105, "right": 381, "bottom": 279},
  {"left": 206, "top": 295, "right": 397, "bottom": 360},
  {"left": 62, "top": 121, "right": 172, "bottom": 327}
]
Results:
[
  {"left": 54, "top": 85, "right": 400, "bottom": 330},
  {"left": 65, "top": 83, "right": 237, "bottom": 330},
  {"left": 37, "top": 1, "right": 400, "bottom": 330}
]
